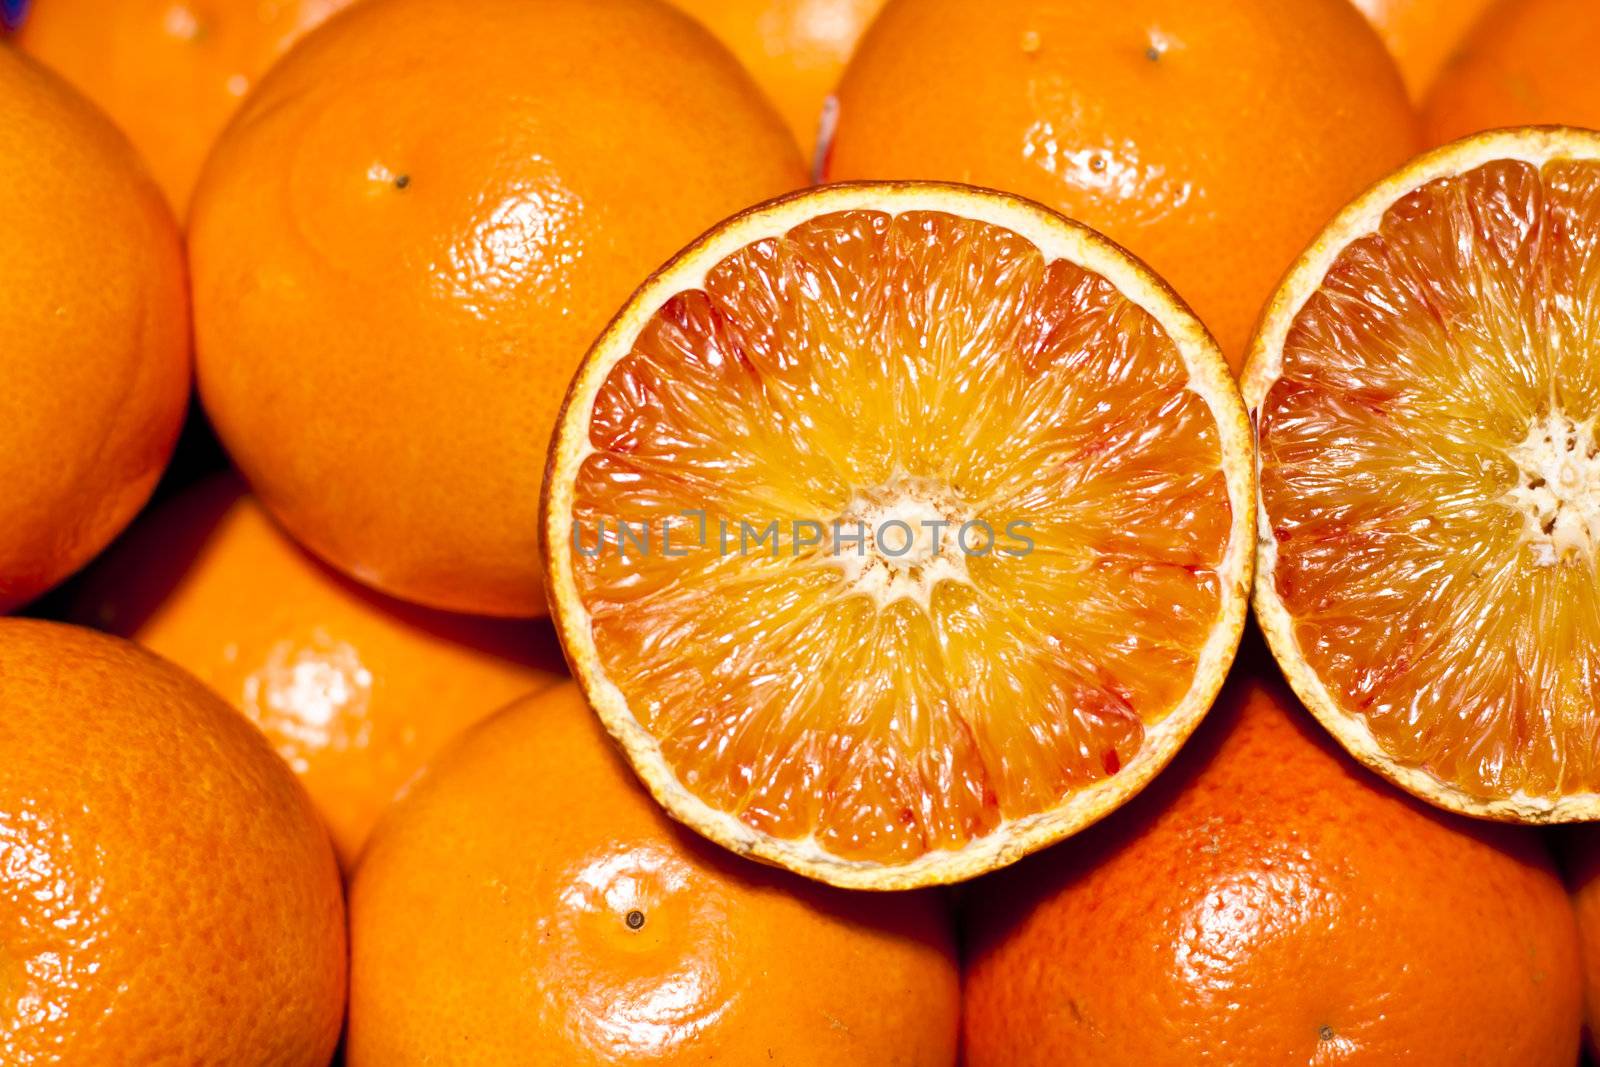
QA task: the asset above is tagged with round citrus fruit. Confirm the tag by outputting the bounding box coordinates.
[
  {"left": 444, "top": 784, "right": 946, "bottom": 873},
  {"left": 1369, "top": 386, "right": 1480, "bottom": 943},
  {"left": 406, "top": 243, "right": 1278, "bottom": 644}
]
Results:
[
  {"left": 1424, "top": 0, "right": 1600, "bottom": 145},
  {"left": 822, "top": 0, "right": 1421, "bottom": 367},
  {"left": 1246, "top": 127, "right": 1600, "bottom": 821},
  {"left": 348, "top": 682, "right": 960, "bottom": 1064},
  {"left": 16, "top": 0, "right": 352, "bottom": 212},
  {"left": 0, "top": 619, "right": 346, "bottom": 1064},
  {"left": 0, "top": 47, "right": 189, "bottom": 612},
  {"left": 188, "top": 0, "right": 807, "bottom": 618},
  {"left": 1350, "top": 0, "right": 1496, "bottom": 100},
  {"left": 964, "top": 662, "right": 1582, "bottom": 1066},
  {"left": 543, "top": 182, "right": 1255, "bottom": 888},
  {"left": 65, "top": 475, "right": 566, "bottom": 868},
  {"left": 669, "top": 0, "right": 884, "bottom": 160}
]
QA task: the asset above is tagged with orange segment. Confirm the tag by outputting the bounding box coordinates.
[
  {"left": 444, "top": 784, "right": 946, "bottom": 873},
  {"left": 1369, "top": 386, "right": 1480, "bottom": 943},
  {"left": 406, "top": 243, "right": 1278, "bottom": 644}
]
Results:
[
  {"left": 546, "top": 184, "right": 1254, "bottom": 887},
  {"left": 1248, "top": 128, "right": 1600, "bottom": 819}
]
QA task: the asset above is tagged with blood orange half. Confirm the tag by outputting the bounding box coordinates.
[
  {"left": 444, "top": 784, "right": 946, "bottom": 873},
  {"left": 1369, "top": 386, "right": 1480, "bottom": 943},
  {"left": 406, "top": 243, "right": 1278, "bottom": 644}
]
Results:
[
  {"left": 544, "top": 183, "right": 1254, "bottom": 887},
  {"left": 1247, "top": 128, "right": 1600, "bottom": 821}
]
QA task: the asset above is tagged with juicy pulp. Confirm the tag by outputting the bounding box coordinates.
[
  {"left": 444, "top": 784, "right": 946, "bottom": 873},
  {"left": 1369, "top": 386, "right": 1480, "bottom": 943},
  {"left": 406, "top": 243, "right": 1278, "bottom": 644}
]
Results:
[{"left": 570, "top": 209, "right": 1234, "bottom": 863}]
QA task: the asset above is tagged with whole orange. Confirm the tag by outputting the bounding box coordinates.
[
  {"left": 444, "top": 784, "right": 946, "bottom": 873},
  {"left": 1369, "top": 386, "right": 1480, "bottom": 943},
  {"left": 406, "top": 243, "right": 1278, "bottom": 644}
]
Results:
[
  {"left": 824, "top": 0, "right": 1420, "bottom": 367},
  {"left": 670, "top": 0, "right": 885, "bottom": 158},
  {"left": 0, "top": 47, "right": 188, "bottom": 612},
  {"left": 16, "top": 0, "right": 352, "bottom": 213},
  {"left": 1423, "top": 0, "right": 1600, "bottom": 145},
  {"left": 66, "top": 475, "right": 566, "bottom": 868},
  {"left": 0, "top": 619, "right": 346, "bottom": 1064},
  {"left": 963, "top": 661, "right": 1581, "bottom": 1066},
  {"left": 348, "top": 683, "right": 961, "bottom": 1064},
  {"left": 189, "top": 0, "right": 807, "bottom": 618},
  {"left": 1350, "top": 0, "right": 1496, "bottom": 100}
]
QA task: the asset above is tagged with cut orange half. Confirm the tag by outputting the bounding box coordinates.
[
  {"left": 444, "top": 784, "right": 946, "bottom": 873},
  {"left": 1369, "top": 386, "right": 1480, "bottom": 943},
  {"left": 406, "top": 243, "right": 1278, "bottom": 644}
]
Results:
[
  {"left": 1246, "top": 127, "right": 1600, "bottom": 822},
  {"left": 544, "top": 183, "right": 1254, "bottom": 888}
]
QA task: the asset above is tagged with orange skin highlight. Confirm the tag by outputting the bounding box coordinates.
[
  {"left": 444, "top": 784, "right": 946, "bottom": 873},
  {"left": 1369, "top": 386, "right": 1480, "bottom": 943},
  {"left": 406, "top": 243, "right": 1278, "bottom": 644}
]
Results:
[
  {"left": 964, "top": 649, "right": 1582, "bottom": 1066},
  {"left": 66, "top": 475, "right": 566, "bottom": 869},
  {"left": 349, "top": 683, "right": 961, "bottom": 1065},
  {"left": 17, "top": 0, "right": 353, "bottom": 214},
  {"left": 669, "top": 0, "right": 886, "bottom": 159},
  {"left": 1349, "top": 0, "right": 1496, "bottom": 101},
  {"left": 1424, "top": 0, "right": 1600, "bottom": 145},
  {"left": 188, "top": 0, "right": 808, "bottom": 618},
  {"left": 0, "top": 620, "right": 346, "bottom": 1065},
  {"left": 824, "top": 0, "right": 1421, "bottom": 368},
  {"left": 0, "top": 48, "right": 189, "bottom": 612}
]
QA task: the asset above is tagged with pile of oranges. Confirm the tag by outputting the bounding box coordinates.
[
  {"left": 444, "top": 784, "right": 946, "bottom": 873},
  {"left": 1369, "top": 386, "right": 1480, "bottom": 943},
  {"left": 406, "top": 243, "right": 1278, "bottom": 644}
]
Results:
[{"left": 6, "top": 0, "right": 1600, "bottom": 1063}]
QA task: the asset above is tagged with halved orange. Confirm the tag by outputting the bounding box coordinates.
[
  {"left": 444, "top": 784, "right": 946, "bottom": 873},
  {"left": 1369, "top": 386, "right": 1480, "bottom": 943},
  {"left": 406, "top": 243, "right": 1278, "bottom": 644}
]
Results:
[
  {"left": 1246, "top": 127, "right": 1600, "bottom": 822},
  {"left": 544, "top": 183, "right": 1254, "bottom": 888}
]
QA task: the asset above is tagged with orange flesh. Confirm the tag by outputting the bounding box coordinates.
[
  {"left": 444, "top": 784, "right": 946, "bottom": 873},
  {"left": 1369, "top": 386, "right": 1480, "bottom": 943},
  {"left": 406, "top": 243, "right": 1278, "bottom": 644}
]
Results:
[
  {"left": 1261, "top": 158, "right": 1600, "bottom": 800},
  {"left": 570, "top": 209, "right": 1232, "bottom": 863}
]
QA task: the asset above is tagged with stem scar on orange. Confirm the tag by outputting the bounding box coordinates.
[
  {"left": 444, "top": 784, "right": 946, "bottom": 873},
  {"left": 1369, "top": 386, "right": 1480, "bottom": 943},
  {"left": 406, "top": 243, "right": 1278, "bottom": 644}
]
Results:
[
  {"left": 543, "top": 182, "right": 1255, "bottom": 889},
  {"left": 348, "top": 682, "right": 960, "bottom": 1064},
  {"left": 1247, "top": 127, "right": 1600, "bottom": 822},
  {"left": 187, "top": 0, "right": 808, "bottom": 618},
  {"left": 822, "top": 0, "right": 1421, "bottom": 367},
  {"left": 965, "top": 662, "right": 1582, "bottom": 1067}
]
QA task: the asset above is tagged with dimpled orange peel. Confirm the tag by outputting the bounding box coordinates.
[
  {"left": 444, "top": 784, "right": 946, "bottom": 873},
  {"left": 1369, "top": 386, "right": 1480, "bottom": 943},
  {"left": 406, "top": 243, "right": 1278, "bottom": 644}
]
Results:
[
  {"left": 1247, "top": 127, "right": 1600, "bottom": 821},
  {"left": 66, "top": 475, "right": 565, "bottom": 868},
  {"left": 348, "top": 682, "right": 960, "bottom": 1064},
  {"left": 188, "top": 0, "right": 807, "bottom": 618},
  {"left": 822, "top": 0, "right": 1420, "bottom": 366},
  {"left": 0, "top": 619, "right": 346, "bottom": 1065},
  {"left": 543, "top": 182, "right": 1254, "bottom": 889},
  {"left": 0, "top": 47, "right": 188, "bottom": 611},
  {"left": 964, "top": 663, "right": 1582, "bottom": 1066}
]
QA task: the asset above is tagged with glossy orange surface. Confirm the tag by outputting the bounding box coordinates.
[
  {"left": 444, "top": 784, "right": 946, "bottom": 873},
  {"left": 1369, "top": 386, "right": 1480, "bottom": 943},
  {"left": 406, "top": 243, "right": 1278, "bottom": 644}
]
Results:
[
  {"left": 964, "top": 654, "right": 1582, "bottom": 1066},
  {"left": 1350, "top": 0, "right": 1496, "bottom": 100},
  {"left": 348, "top": 683, "right": 960, "bottom": 1064},
  {"left": 0, "top": 48, "right": 189, "bottom": 613},
  {"left": 824, "top": 0, "right": 1420, "bottom": 367},
  {"left": 0, "top": 620, "right": 346, "bottom": 1064},
  {"left": 17, "top": 0, "right": 352, "bottom": 213},
  {"left": 670, "top": 0, "right": 885, "bottom": 158},
  {"left": 66, "top": 476, "right": 565, "bottom": 868},
  {"left": 188, "top": 0, "right": 807, "bottom": 618},
  {"left": 1424, "top": 0, "right": 1600, "bottom": 145}
]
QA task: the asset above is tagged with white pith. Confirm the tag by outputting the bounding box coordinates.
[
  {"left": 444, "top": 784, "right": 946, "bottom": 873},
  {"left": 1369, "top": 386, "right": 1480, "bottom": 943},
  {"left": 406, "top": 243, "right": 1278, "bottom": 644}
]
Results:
[
  {"left": 1502, "top": 406, "right": 1600, "bottom": 568},
  {"left": 826, "top": 476, "right": 974, "bottom": 614}
]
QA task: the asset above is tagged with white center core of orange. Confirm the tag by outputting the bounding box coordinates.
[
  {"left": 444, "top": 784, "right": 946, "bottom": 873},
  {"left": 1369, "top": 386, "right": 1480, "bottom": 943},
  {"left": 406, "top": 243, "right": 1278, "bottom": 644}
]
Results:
[
  {"left": 1503, "top": 408, "right": 1600, "bottom": 566},
  {"left": 829, "top": 477, "right": 974, "bottom": 611}
]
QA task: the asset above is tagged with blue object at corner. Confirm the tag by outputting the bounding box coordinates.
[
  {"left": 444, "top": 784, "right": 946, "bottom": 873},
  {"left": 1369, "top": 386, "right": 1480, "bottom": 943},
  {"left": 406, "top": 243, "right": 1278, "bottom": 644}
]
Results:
[{"left": 1, "top": 0, "right": 25, "bottom": 31}]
